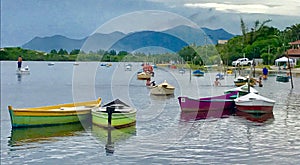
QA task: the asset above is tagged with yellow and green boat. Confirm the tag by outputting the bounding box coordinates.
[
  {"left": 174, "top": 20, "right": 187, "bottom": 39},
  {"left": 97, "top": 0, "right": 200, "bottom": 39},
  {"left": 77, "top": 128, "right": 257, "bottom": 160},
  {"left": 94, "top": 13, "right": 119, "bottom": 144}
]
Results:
[
  {"left": 92, "top": 99, "right": 136, "bottom": 129},
  {"left": 8, "top": 98, "right": 101, "bottom": 128}
]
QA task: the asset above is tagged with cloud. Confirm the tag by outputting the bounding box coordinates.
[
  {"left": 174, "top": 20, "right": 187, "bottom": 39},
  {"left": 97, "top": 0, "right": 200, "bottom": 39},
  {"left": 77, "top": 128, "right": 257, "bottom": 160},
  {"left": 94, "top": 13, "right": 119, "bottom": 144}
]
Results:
[
  {"left": 183, "top": 2, "right": 300, "bottom": 16},
  {"left": 147, "top": 0, "right": 300, "bottom": 16}
]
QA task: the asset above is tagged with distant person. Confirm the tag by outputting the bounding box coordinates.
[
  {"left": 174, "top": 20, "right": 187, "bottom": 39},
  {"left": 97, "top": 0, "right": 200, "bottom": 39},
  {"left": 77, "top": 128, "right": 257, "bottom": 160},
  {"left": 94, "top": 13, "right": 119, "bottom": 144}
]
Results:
[
  {"left": 257, "top": 76, "right": 263, "bottom": 87},
  {"left": 283, "top": 63, "right": 287, "bottom": 70},
  {"left": 146, "top": 78, "right": 151, "bottom": 86},
  {"left": 17, "top": 56, "right": 22, "bottom": 70},
  {"left": 214, "top": 78, "right": 221, "bottom": 86},
  {"left": 151, "top": 81, "right": 156, "bottom": 86},
  {"left": 262, "top": 67, "right": 268, "bottom": 79}
]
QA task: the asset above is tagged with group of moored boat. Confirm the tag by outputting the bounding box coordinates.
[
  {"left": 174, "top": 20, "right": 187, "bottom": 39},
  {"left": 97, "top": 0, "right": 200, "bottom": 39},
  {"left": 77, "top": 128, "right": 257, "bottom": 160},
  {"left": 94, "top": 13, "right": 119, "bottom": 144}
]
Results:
[
  {"left": 8, "top": 98, "right": 137, "bottom": 129},
  {"left": 178, "top": 84, "right": 275, "bottom": 116},
  {"left": 9, "top": 63, "right": 277, "bottom": 131}
]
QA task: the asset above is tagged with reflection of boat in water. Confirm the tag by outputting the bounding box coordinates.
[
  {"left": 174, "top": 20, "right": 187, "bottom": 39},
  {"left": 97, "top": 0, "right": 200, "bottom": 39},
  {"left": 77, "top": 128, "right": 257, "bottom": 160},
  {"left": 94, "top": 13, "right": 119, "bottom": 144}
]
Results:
[
  {"left": 8, "top": 98, "right": 101, "bottom": 128},
  {"left": 236, "top": 111, "right": 274, "bottom": 123},
  {"left": 92, "top": 125, "right": 136, "bottom": 155},
  {"left": 180, "top": 109, "right": 232, "bottom": 121},
  {"left": 9, "top": 123, "right": 85, "bottom": 146},
  {"left": 92, "top": 125, "right": 136, "bottom": 144}
]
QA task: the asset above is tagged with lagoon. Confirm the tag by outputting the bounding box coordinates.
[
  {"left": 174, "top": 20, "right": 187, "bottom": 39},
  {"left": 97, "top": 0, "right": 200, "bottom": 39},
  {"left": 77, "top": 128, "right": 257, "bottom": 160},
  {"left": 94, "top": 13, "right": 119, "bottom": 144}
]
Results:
[{"left": 1, "top": 61, "right": 300, "bottom": 164}]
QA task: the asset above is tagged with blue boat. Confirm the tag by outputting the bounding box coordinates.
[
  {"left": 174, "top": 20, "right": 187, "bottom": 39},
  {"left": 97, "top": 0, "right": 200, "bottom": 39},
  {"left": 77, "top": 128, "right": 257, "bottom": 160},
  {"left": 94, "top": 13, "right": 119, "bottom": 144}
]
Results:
[{"left": 192, "top": 70, "right": 204, "bottom": 77}]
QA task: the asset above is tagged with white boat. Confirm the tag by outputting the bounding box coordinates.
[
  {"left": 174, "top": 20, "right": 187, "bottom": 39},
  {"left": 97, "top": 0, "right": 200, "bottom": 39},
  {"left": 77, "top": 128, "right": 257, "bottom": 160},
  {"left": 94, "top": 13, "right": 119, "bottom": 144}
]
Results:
[
  {"left": 48, "top": 62, "right": 55, "bottom": 66},
  {"left": 17, "top": 66, "right": 30, "bottom": 74},
  {"left": 125, "top": 64, "right": 132, "bottom": 71},
  {"left": 234, "top": 92, "right": 275, "bottom": 113},
  {"left": 150, "top": 80, "right": 175, "bottom": 96}
]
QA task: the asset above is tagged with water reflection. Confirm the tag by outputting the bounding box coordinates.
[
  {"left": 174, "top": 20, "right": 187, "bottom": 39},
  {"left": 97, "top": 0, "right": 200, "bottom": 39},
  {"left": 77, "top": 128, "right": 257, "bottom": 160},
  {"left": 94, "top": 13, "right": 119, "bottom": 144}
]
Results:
[
  {"left": 92, "top": 124, "right": 136, "bottom": 155},
  {"left": 180, "top": 109, "right": 232, "bottom": 121},
  {"left": 149, "top": 93, "right": 175, "bottom": 100},
  {"left": 8, "top": 123, "right": 84, "bottom": 147},
  {"left": 236, "top": 111, "right": 274, "bottom": 124},
  {"left": 16, "top": 73, "right": 22, "bottom": 82}
]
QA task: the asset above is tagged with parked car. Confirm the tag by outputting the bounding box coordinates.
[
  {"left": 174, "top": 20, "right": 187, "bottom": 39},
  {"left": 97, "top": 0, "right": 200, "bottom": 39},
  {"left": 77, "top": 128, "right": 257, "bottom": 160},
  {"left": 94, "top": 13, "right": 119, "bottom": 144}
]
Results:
[{"left": 232, "top": 58, "right": 253, "bottom": 66}]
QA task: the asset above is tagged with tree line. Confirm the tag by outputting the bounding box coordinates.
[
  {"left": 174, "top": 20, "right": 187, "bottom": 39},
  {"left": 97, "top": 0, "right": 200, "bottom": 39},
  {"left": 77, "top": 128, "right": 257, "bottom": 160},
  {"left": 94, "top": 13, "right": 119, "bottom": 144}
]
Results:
[{"left": 1, "top": 22, "right": 299, "bottom": 67}]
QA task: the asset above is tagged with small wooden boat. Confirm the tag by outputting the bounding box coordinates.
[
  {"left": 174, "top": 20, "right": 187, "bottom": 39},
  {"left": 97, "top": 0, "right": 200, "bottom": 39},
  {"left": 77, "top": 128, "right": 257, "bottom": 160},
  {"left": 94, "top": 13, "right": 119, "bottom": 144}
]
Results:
[
  {"left": 92, "top": 99, "right": 136, "bottom": 129},
  {"left": 234, "top": 92, "right": 275, "bottom": 113},
  {"left": 125, "top": 64, "right": 132, "bottom": 71},
  {"left": 150, "top": 80, "right": 175, "bottom": 96},
  {"left": 234, "top": 76, "right": 256, "bottom": 87},
  {"left": 179, "top": 68, "right": 185, "bottom": 74},
  {"left": 178, "top": 91, "right": 238, "bottom": 112},
  {"left": 276, "top": 75, "right": 289, "bottom": 82},
  {"left": 226, "top": 69, "right": 233, "bottom": 75},
  {"left": 137, "top": 71, "right": 152, "bottom": 80},
  {"left": 8, "top": 98, "right": 101, "bottom": 128},
  {"left": 224, "top": 84, "right": 258, "bottom": 96},
  {"left": 192, "top": 70, "right": 204, "bottom": 77},
  {"left": 216, "top": 73, "right": 224, "bottom": 80}
]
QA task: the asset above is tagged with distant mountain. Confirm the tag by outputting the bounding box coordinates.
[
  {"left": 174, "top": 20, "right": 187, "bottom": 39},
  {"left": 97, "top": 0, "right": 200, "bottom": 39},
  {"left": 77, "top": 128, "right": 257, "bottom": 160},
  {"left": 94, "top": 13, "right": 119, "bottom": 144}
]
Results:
[
  {"left": 22, "top": 35, "right": 86, "bottom": 52},
  {"left": 110, "top": 31, "right": 188, "bottom": 53},
  {"left": 81, "top": 31, "right": 126, "bottom": 52},
  {"left": 22, "top": 25, "right": 235, "bottom": 53},
  {"left": 163, "top": 25, "right": 235, "bottom": 45},
  {"left": 201, "top": 27, "right": 235, "bottom": 44}
]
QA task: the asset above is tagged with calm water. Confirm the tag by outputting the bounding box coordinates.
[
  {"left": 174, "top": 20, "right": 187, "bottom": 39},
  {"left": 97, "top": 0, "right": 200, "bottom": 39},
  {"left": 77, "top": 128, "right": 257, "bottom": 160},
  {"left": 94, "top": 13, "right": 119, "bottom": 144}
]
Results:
[{"left": 1, "top": 61, "right": 300, "bottom": 164}]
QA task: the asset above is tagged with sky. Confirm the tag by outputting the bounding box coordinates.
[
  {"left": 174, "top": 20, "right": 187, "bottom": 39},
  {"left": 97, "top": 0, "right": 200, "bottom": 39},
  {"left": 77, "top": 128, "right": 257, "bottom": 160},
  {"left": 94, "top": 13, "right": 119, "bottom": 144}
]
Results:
[{"left": 1, "top": 0, "right": 300, "bottom": 47}]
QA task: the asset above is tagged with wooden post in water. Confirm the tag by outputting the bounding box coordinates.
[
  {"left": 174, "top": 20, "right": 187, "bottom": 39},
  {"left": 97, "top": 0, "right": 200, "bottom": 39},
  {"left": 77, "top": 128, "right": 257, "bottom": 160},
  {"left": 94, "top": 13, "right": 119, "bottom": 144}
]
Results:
[
  {"left": 253, "top": 59, "right": 256, "bottom": 78},
  {"left": 105, "top": 106, "right": 115, "bottom": 155},
  {"left": 286, "top": 54, "right": 294, "bottom": 89},
  {"left": 106, "top": 106, "right": 115, "bottom": 127}
]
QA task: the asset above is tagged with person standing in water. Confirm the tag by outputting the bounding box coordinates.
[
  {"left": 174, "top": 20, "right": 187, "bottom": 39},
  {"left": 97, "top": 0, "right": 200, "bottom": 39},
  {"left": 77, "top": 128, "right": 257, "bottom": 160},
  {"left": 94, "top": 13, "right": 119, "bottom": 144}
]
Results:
[
  {"left": 214, "top": 78, "right": 221, "bottom": 86},
  {"left": 17, "top": 56, "right": 22, "bottom": 70}
]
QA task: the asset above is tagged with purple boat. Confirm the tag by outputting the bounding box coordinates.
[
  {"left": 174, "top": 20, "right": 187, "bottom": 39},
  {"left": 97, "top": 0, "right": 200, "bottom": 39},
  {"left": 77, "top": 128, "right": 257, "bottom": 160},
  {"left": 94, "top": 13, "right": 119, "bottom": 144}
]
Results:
[{"left": 178, "top": 91, "right": 238, "bottom": 112}]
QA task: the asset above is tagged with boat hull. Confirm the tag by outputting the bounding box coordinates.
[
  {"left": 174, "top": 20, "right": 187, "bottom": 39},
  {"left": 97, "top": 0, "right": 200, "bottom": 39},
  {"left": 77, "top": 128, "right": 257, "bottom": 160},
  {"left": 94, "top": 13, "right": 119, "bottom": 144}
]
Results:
[
  {"left": 150, "top": 87, "right": 174, "bottom": 95},
  {"left": 9, "top": 110, "right": 91, "bottom": 128},
  {"left": 92, "top": 110, "right": 136, "bottom": 129},
  {"left": 8, "top": 98, "right": 101, "bottom": 128},
  {"left": 137, "top": 72, "right": 151, "bottom": 80},
  {"left": 234, "top": 93, "right": 275, "bottom": 113},
  {"left": 178, "top": 92, "right": 237, "bottom": 112},
  {"left": 235, "top": 104, "right": 274, "bottom": 113}
]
